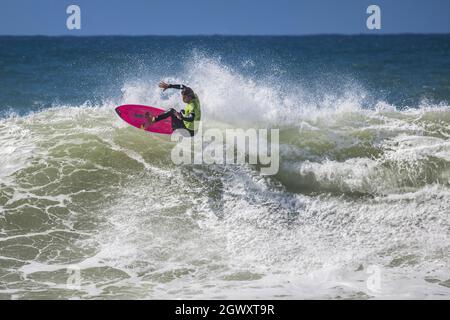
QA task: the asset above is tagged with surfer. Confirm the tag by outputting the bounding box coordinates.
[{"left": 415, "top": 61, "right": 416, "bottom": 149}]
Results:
[{"left": 145, "top": 82, "right": 201, "bottom": 136}]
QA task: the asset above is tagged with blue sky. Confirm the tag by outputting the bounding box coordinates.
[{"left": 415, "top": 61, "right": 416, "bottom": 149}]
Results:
[{"left": 0, "top": 0, "right": 449, "bottom": 35}]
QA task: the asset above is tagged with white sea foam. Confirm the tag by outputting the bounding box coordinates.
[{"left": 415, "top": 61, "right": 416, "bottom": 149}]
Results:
[{"left": 0, "top": 57, "right": 449, "bottom": 299}]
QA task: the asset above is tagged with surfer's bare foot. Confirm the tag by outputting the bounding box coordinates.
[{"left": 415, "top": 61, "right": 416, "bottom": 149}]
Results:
[{"left": 144, "top": 112, "right": 155, "bottom": 124}]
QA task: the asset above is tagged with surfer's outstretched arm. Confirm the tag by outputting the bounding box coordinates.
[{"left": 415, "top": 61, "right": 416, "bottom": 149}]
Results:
[{"left": 159, "top": 81, "right": 190, "bottom": 92}]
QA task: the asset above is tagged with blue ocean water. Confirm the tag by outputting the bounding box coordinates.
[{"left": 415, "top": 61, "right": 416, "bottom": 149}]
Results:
[
  {"left": 0, "top": 35, "right": 449, "bottom": 115},
  {"left": 0, "top": 35, "right": 449, "bottom": 299}
]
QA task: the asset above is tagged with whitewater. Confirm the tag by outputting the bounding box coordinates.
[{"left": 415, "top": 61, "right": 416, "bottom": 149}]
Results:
[{"left": 0, "top": 36, "right": 449, "bottom": 299}]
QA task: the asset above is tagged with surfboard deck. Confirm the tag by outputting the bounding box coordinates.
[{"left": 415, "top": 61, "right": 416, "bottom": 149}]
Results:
[{"left": 115, "top": 104, "right": 174, "bottom": 135}]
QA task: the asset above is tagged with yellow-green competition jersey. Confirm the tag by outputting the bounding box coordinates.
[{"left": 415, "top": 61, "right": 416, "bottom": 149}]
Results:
[{"left": 182, "top": 94, "right": 201, "bottom": 131}]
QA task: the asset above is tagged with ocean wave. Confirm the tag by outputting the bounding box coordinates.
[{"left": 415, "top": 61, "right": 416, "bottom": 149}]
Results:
[{"left": 0, "top": 56, "right": 449, "bottom": 299}]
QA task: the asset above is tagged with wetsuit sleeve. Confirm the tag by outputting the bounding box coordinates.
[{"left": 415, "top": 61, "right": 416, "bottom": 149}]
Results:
[
  {"left": 168, "top": 84, "right": 188, "bottom": 90},
  {"left": 181, "top": 112, "right": 195, "bottom": 122}
]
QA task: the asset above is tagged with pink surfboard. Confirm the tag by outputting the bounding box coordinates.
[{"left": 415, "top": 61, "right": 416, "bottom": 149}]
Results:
[{"left": 115, "top": 104, "right": 174, "bottom": 135}]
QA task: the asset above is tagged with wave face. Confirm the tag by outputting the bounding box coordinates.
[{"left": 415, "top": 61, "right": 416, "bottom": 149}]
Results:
[{"left": 0, "top": 36, "right": 449, "bottom": 299}]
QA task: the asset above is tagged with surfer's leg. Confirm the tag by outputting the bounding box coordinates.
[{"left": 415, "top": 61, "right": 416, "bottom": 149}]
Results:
[
  {"left": 169, "top": 114, "right": 195, "bottom": 137},
  {"left": 156, "top": 109, "right": 187, "bottom": 131},
  {"left": 171, "top": 119, "right": 195, "bottom": 137},
  {"left": 171, "top": 116, "right": 185, "bottom": 129},
  {"left": 153, "top": 108, "right": 177, "bottom": 122},
  {"left": 152, "top": 109, "right": 194, "bottom": 136}
]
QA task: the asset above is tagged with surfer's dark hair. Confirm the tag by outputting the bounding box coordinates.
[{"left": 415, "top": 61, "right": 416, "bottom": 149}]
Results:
[{"left": 181, "top": 87, "right": 194, "bottom": 98}]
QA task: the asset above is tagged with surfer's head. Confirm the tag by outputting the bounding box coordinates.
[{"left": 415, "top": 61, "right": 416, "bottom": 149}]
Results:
[{"left": 181, "top": 87, "right": 195, "bottom": 103}]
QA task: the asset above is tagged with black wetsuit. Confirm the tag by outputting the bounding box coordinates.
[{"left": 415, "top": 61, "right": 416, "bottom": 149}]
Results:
[{"left": 154, "top": 84, "right": 196, "bottom": 136}]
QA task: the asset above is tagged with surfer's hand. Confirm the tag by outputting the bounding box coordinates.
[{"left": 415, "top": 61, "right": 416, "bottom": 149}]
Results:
[
  {"left": 159, "top": 81, "right": 170, "bottom": 91},
  {"left": 175, "top": 112, "right": 182, "bottom": 120}
]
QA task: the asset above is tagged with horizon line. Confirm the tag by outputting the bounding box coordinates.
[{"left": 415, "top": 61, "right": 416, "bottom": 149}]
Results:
[{"left": 0, "top": 32, "right": 449, "bottom": 37}]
